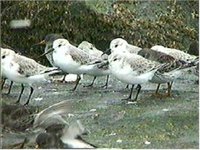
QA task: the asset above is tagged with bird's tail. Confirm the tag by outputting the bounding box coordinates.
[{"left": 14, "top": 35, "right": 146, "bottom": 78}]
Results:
[{"left": 42, "top": 67, "right": 63, "bottom": 75}]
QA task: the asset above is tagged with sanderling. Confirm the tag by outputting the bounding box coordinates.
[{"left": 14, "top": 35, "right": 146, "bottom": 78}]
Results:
[
  {"left": 33, "top": 100, "right": 96, "bottom": 148},
  {"left": 33, "top": 100, "right": 72, "bottom": 128},
  {"left": 78, "top": 41, "right": 109, "bottom": 88},
  {"left": 108, "top": 51, "right": 161, "bottom": 101},
  {"left": 37, "top": 34, "right": 63, "bottom": 66},
  {"left": 103, "top": 38, "right": 142, "bottom": 89},
  {"left": 188, "top": 41, "right": 198, "bottom": 56},
  {"left": 108, "top": 38, "right": 142, "bottom": 54},
  {"left": 36, "top": 33, "right": 79, "bottom": 83},
  {"left": 151, "top": 45, "right": 197, "bottom": 61},
  {"left": 42, "top": 39, "right": 110, "bottom": 91},
  {"left": 78, "top": 41, "right": 104, "bottom": 58},
  {"left": 1, "top": 48, "right": 16, "bottom": 94},
  {"left": 138, "top": 48, "right": 197, "bottom": 96},
  {"left": 1, "top": 48, "right": 61, "bottom": 105},
  {"left": 36, "top": 120, "right": 96, "bottom": 148}
]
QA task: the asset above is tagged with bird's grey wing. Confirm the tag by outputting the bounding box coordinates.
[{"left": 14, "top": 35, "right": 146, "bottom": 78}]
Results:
[
  {"left": 157, "top": 59, "right": 197, "bottom": 74},
  {"left": 69, "top": 45, "right": 103, "bottom": 65},
  {"left": 68, "top": 45, "right": 91, "bottom": 64},
  {"left": 125, "top": 55, "right": 160, "bottom": 74},
  {"left": 14, "top": 54, "right": 46, "bottom": 77},
  {"left": 33, "top": 100, "right": 72, "bottom": 128},
  {"left": 61, "top": 120, "right": 96, "bottom": 148},
  {"left": 126, "top": 44, "right": 142, "bottom": 54},
  {"left": 62, "top": 120, "right": 86, "bottom": 139},
  {"left": 138, "top": 48, "right": 176, "bottom": 64}
]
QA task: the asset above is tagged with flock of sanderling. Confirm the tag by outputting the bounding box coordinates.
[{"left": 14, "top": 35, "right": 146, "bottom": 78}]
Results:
[{"left": 1, "top": 34, "right": 198, "bottom": 148}]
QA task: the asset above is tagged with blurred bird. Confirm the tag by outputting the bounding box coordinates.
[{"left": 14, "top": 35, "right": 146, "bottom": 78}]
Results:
[
  {"left": 36, "top": 120, "right": 96, "bottom": 149},
  {"left": 32, "top": 100, "right": 96, "bottom": 148}
]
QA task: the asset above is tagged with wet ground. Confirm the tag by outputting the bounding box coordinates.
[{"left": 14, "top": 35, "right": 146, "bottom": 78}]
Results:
[{"left": 1, "top": 73, "right": 199, "bottom": 149}]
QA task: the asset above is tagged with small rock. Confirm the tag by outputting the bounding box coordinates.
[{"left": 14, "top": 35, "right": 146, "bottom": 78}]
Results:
[
  {"left": 90, "top": 109, "right": 96, "bottom": 112},
  {"left": 116, "top": 139, "right": 122, "bottom": 143},
  {"left": 144, "top": 140, "right": 151, "bottom": 145},
  {"left": 162, "top": 108, "right": 169, "bottom": 112},
  {"left": 68, "top": 113, "right": 74, "bottom": 117},
  {"left": 127, "top": 101, "right": 137, "bottom": 105},
  {"left": 34, "top": 97, "right": 43, "bottom": 101},
  {"left": 109, "top": 132, "right": 116, "bottom": 136}
]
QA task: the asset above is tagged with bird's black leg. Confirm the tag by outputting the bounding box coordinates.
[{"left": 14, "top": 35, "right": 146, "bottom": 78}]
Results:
[
  {"left": 16, "top": 84, "right": 24, "bottom": 104},
  {"left": 61, "top": 74, "right": 67, "bottom": 83},
  {"left": 24, "top": 86, "right": 34, "bottom": 105},
  {"left": 122, "top": 84, "right": 134, "bottom": 101},
  {"left": 7, "top": 81, "right": 13, "bottom": 95},
  {"left": 167, "top": 82, "right": 173, "bottom": 97},
  {"left": 134, "top": 84, "right": 141, "bottom": 101},
  {"left": 101, "top": 75, "right": 109, "bottom": 89},
  {"left": 71, "top": 75, "right": 81, "bottom": 91},
  {"left": 155, "top": 83, "right": 161, "bottom": 94},
  {"left": 84, "top": 76, "right": 96, "bottom": 87},
  {"left": 125, "top": 84, "right": 129, "bottom": 89}
]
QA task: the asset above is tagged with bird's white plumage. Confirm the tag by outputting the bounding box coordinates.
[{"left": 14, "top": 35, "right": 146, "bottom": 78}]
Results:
[
  {"left": 151, "top": 45, "right": 197, "bottom": 61},
  {"left": 78, "top": 41, "right": 103, "bottom": 57},
  {"left": 52, "top": 39, "right": 110, "bottom": 76},
  {"left": 108, "top": 52, "right": 160, "bottom": 85},
  {"left": 1, "top": 48, "right": 59, "bottom": 86},
  {"left": 109, "top": 38, "right": 142, "bottom": 54}
]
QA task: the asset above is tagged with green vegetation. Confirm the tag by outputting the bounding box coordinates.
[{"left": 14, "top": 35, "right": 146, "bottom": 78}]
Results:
[{"left": 1, "top": 0, "right": 198, "bottom": 65}]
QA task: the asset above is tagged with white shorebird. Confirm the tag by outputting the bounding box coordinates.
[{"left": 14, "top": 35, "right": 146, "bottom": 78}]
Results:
[
  {"left": 42, "top": 39, "right": 110, "bottom": 91},
  {"left": 138, "top": 48, "right": 198, "bottom": 96},
  {"left": 36, "top": 34, "right": 79, "bottom": 83},
  {"left": 151, "top": 45, "right": 199, "bottom": 83},
  {"left": 1, "top": 48, "right": 61, "bottom": 105},
  {"left": 109, "top": 38, "right": 142, "bottom": 54},
  {"left": 37, "top": 34, "right": 63, "bottom": 66},
  {"left": 78, "top": 41, "right": 109, "bottom": 88},
  {"left": 104, "top": 38, "right": 142, "bottom": 89},
  {"left": 151, "top": 45, "right": 197, "bottom": 61},
  {"left": 107, "top": 38, "right": 197, "bottom": 100},
  {"left": 1, "top": 48, "right": 15, "bottom": 94},
  {"left": 108, "top": 51, "right": 161, "bottom": 101},
  {"left": 78, "top": 41, "right": 104, "bottom": 57}
]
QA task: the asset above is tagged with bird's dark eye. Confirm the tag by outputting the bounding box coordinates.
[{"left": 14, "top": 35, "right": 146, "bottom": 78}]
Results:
[
  {"left": 58, "top": 44, "right": 62, "bottom": 47},
  {"left": 2, "top": 55, "right": 5, "bottom": 59},
  {"left": 115, "top": 44, "right": 118, "bottom": 48},
  {"left": 113, "top": 58, "right": 117, "bottom": 61}
]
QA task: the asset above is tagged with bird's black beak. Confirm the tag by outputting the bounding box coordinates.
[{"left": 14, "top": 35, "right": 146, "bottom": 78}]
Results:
[
  {"left": 102, "top": 48, "right": 111, "bottom": 56},
  {"left": 38, "top": 47, "right": 54, "bottom": 58}
]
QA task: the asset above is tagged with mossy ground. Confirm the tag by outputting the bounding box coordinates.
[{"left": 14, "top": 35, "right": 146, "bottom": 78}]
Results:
[{"left": 1, "top": 73, "right": 199, "bottom": 149}]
